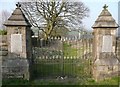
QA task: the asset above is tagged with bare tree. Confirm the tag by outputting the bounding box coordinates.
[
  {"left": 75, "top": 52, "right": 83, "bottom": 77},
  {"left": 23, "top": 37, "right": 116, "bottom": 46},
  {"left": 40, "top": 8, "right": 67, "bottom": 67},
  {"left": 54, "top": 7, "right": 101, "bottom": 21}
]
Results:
[
  {"left": 20, "top": 0, "right": 89, "bottom": 39},
  {"left": 0, "top": 10, "right": 10, "bottom": 29}
]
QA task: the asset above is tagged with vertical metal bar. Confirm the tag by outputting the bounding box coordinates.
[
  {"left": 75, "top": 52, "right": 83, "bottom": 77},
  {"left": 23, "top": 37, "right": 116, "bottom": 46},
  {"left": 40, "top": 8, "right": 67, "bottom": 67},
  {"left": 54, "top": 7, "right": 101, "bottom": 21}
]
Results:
[
  {"left": 61, "top": 37, "right": 64, "bottom": 76},
  {"left": 75, "top": 36, "right": 77, "bottom": 77},
  {"left": 41, "top": 38, "right": 43, "bottom": 77},
  {"left": 58, "top": 38, "right": 61, "bottom": 77},
  {"left": 88, "top": 37, "right": 90, "bottom": 76}
]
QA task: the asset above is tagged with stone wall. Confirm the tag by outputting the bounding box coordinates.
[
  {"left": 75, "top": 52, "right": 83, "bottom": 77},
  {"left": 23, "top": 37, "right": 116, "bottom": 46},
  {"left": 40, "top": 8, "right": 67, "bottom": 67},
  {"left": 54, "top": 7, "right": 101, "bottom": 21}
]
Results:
[
  {"left": 0, "top": 35, "right": 8, "bottom": 59},
  {"left": 0, "top": 35, "right": 8, "bottom": 78}
]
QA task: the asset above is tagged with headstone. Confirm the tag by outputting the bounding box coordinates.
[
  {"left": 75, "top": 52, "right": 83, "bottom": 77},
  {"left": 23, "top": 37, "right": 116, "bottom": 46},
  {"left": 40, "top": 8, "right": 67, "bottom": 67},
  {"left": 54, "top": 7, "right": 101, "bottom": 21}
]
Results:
[{"left": 11, "top": 34, "right": 22, "bottom": 53}]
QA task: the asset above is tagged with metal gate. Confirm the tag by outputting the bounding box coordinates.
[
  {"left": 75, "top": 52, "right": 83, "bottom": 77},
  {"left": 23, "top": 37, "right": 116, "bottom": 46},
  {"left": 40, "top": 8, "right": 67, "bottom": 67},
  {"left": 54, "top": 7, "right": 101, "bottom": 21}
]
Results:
[{"left": 32, "top": 32, "right": 93, "bottom": 80}]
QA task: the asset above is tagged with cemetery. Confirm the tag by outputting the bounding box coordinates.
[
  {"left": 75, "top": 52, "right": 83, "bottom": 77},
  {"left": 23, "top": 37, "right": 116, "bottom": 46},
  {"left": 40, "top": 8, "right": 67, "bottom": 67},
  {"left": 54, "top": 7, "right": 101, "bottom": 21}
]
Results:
[{"left": 0, "top": 2, "right": 120, "bottom": 86}]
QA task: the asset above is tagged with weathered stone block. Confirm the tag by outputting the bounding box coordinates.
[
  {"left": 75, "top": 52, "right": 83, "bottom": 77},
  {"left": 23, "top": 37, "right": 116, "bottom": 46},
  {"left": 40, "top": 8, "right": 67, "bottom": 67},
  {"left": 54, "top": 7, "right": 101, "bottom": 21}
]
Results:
[
  {"left": 0, "top": 35, "right": 7, "bottom": 43},
  {"left": 93, "top": 55, "right": 119, "bottom": 81},
  {"left": 2, "top": 58, "right": 29, "bottom": 79},
  {"left": 0, "top": 46, "right": 8, "bottom": 51},
  {"left": 0, "top": 43, "right": 7, "bottom": 46}
]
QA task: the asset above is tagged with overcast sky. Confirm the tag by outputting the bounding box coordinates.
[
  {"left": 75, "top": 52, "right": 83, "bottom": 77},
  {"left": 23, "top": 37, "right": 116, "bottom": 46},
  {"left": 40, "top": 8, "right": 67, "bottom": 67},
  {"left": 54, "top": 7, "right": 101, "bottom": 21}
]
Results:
[{"left": 0, "top": 0, "right": 119, "bottom": 31}]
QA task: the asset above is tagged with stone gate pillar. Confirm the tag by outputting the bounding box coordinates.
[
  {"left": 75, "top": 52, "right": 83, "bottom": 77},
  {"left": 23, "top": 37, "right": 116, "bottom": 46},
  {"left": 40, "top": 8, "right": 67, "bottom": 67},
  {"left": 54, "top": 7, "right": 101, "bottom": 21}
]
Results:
[
  {"left": 4, "top": 3, "right": 32, "bottom": 80},
  {"left": 92, "top": 5, "right": 119, "bottom": 81}
]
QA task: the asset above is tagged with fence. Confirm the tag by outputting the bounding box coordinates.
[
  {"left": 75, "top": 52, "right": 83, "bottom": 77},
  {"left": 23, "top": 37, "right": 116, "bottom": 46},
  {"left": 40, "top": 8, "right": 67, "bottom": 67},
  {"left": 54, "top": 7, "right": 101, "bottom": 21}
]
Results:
[{"left": 32, "top": 33, "right": 93, "bottom": 81}]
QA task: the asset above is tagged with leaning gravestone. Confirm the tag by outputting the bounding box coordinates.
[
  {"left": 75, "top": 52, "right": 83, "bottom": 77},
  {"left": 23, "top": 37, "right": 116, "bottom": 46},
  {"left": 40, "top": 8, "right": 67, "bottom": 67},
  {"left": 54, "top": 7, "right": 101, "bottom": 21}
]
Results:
[
  {"left": 92, "top": 5, "right": 119, "bottom": 81},
  {"left": 3, "top": 3, "right": 32, "bottom": 80}
]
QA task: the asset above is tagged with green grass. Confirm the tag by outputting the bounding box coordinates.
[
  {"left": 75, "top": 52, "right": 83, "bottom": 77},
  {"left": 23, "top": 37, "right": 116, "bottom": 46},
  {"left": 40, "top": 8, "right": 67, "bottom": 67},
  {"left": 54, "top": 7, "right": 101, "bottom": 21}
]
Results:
[
  {"left": 87, "top": 76, "right": 120, "bottom": 85},
  {"left": 2, "top": 78, "right": 30, "bottom": 85},
  {"left": 2, "top": 76, "right": 120, "bottom": 86},
  {"left": 33, "top": 63, "right": 62, "bottom": 77},
  {"left": 63, "top": 42, "right": 91, "bottom": 58},
  {"left": 63, "top": 42, "right": 80, "bottom": 57}
]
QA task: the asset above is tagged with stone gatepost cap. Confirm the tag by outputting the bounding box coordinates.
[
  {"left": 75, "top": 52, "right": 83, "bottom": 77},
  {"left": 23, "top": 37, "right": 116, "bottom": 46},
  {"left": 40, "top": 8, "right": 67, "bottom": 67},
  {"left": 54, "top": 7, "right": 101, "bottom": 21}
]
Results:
[
  {"left": 92, "top": 4, "right": 118, "bottom": 28},
  {"left": 4, "top": 2, "right": 31, "bottom": 27}
]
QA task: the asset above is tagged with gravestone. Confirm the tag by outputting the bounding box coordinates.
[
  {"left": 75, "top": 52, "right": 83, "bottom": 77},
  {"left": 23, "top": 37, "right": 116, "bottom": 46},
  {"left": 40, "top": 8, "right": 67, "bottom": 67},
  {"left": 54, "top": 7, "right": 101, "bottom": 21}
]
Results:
[
  {"left": 92, "top": 5, "right": 119, "bottom": 81},
  {"left": 4, "top": 3, "right": 32, "bottom": 80}
]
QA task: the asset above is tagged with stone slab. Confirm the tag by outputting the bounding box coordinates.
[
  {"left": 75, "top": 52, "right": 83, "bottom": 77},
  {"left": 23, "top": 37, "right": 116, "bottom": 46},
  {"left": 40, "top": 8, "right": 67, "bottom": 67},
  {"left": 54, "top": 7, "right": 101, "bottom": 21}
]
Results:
[
  {"left": 11, "top": 34, "right": 22, "bottom": 53},
  {"left": 102, "top": 35, "right": 112, "bottom": 52}
]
